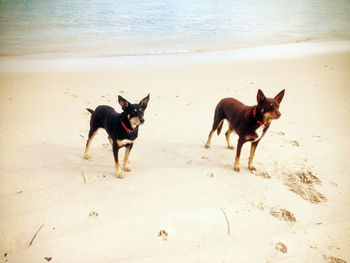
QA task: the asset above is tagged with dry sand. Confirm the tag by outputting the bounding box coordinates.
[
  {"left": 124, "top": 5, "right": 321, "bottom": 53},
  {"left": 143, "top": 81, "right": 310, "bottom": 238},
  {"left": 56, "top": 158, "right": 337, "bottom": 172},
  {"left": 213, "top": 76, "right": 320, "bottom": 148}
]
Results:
[{"left": 0, "top": 41, "right": 350, "bottom": 263}]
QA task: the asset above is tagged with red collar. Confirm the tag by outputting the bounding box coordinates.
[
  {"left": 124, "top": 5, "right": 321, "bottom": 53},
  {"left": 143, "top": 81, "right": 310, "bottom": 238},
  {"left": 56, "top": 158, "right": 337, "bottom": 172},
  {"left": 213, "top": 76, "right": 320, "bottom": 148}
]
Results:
[
  {"left": 121, "top": 119, "right": 134, "bottom": 134},
  {"left": 253, "top": 107, "right": 265, "bottom": 126}
]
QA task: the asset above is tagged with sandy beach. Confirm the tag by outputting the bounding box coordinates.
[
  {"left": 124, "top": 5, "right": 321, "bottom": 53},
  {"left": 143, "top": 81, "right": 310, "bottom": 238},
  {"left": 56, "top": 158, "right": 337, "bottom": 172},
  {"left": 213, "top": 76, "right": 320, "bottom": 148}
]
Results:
[{"left": 0, "top": 41, "right": 350, "bottom": 263}]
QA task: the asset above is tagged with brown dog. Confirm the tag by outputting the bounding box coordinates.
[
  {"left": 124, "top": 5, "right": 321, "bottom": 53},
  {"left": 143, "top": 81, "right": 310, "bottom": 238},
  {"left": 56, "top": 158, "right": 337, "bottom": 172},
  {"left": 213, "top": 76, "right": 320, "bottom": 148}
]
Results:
[{"left": 205, "top": 89, "right": 285, "bottom": 171}]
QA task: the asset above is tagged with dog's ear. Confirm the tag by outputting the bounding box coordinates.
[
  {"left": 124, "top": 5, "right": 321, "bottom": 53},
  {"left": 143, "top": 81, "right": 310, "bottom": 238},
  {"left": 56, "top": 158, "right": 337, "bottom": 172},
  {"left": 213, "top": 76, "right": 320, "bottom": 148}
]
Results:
[
  {"left": 118, "top": 95, "right": 130, "bottom": 110},
  {"left": 257, "top": 89, "right": 266, "bottom": 104},
  {"left": 139, "top": 94, "right": 150, "bottom": 109},
  {"left": 274, "top": 89, "right": 285, "bottom": 104}
]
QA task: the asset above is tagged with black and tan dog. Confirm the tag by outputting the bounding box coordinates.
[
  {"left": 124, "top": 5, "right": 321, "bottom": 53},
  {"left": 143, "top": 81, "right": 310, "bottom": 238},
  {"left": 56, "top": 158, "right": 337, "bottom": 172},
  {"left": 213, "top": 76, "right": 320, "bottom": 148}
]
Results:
[
  {"left": 84, "top": 94, "right": 150, "bottom": 178},
  {"left": 205, "top": 89, "right": 285, "bottom": 172}
]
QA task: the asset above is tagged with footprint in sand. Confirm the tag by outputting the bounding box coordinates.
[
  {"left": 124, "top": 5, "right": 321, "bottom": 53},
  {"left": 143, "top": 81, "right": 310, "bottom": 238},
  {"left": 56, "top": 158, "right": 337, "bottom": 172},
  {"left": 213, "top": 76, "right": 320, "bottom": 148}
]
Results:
[
  {"left": 251, "top": 202, "right": 265, "bottom": 210},
  {"left": 283, "top": 169, "right": 327, "bottom": 204},
  {"left": 323, "top": 255, "right": 347, "bottom": 263},
  {"left": 251, "top": 203, "right": 296, "bottom": 226},
  {"left": 253, "top": 170, "right": 271, "bottom": 179},
  {"left": 158, "top": 230, "right": 168, "bottom": 241},
  {"left": 102, "top": 143, "right": 110, "bottom": 149},
  {"left": 289, "top": 140, "right": 300, "bottom": 146},
  {"left": 275, "top": 242, "right": 288, "bottom": 254},
  {"left": 89, "top": 211, "right": 99, "bottom": 218},
  {"left": 269, "top": 207, "right": 296, "bottom": 224},
  {"left": 271, "top": 131, "right": 285, "bottom": 136},
  {"left": 207, "top": 172, "right": 215, "bottom": 178}
]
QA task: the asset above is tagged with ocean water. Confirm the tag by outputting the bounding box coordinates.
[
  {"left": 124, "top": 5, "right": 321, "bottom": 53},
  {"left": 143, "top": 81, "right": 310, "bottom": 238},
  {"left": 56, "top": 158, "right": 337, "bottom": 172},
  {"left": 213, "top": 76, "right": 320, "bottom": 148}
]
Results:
[{"left": 0, "top": 0, "right": 350, "bottom": 59}]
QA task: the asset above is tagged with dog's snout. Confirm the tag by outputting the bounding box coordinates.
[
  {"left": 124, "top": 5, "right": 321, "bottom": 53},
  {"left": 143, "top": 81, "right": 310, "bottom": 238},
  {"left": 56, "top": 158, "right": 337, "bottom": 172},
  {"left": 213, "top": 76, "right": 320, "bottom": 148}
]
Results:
[
  {"left": 140, "top": 117, "right": 145, "bottom": 124},
  {"left": 276, "top": 111, "right": 281, "bottom": 119}
]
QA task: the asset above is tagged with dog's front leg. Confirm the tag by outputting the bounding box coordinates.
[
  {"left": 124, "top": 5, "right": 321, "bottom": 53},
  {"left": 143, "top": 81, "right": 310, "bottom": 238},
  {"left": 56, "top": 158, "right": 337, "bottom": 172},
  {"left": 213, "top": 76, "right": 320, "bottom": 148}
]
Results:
[
  {"left": 249, "top": 127, "right": 268, "bottom": 170},
  {"left": 234, "top": 138, "right": 246, "bottom": 172},
  {"left": 248, "top": 141, "right": 259, "bottom": 171},
  {"left": 112, "top": 142, "right": 123, "bottom": 178},
  {"left": 123, "top": 144, "right": 134, "bottom": 171}
]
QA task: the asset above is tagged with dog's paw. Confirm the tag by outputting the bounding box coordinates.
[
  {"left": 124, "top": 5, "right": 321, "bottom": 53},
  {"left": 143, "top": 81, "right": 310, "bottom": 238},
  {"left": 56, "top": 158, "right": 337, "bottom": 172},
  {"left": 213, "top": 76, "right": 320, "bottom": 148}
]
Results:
[
  {"left": 205, "top": 144, "right": 210, "bottom": 149},
  {"left": 124, "top": 164, "right": 131, "bottom": 172},
  {"left": 84, "top": 153, "right": 91, "bottom": 160},
  {"left": 234, "top": 165, "right": 240, "bottom": 172},
  {"left": 116, "top": 167, "right": 124, "bottom": 178},
  {"left": 228, "top": 145, "right": 234, "bottom": 150},
  {"left": 248, "top": 165, "right": 256, "bottom": 171}
]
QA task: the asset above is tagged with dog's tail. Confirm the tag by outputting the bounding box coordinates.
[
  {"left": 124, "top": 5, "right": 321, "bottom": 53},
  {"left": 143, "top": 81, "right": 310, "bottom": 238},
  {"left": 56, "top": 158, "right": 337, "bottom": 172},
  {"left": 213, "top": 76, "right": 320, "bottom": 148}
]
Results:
[
  {"left": 86, "top": 108, "right": 94, "bottom": 114},
  {"left": 217, "top": 120, "right": 224, "bottom": 135}
]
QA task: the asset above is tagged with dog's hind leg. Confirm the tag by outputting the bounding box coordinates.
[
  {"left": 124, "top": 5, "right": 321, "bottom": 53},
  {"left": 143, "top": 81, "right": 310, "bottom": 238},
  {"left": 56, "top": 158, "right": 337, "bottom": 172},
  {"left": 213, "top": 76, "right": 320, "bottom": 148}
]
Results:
[
  {"left": 225, "top": 124, "right": 234, "bottom": 149},
  {"left": 234, "top": 137, "right": 246, "bottom": 172},
  {"left": 205, "top": 119, "right": 224, "bottom": 148},
  {"left": 205, "top": 130, "right": 215, "bottom": 148},
  {"left": 84, "top": 127, "right": 98, "bottom": 159}
]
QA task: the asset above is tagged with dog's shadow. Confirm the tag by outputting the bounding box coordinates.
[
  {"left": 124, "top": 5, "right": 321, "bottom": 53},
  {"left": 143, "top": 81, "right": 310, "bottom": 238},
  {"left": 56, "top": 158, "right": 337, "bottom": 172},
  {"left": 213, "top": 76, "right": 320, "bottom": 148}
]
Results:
[
  {"left": 11, "top": 142, "right": 114, "bottom": 182},
  {"left": 130, "top": 138, "right": 235, "bottom": 173},
  {"left": 13, "top": 138, "right": 239, "bottom": 182}
]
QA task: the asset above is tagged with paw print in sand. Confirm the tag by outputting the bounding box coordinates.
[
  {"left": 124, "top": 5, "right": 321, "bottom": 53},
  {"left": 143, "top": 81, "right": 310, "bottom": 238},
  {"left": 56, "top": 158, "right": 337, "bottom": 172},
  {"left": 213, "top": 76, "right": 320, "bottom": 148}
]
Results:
[
  {"left": 89, "top": 211, "right": 99, "bottom": 218},
  {"left": 158, "top": 230, "right": 168, "bottom": 241}
]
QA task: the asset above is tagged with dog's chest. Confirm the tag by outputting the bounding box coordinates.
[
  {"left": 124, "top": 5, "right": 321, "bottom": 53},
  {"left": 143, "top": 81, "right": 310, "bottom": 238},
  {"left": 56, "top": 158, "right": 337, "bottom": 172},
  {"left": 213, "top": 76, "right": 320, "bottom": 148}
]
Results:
[
  {"left": 117, "top": 139, "right": 135, "bottom": 147},
  {"left": 254, "top": 125, "right": 265, "bottom": 141}
]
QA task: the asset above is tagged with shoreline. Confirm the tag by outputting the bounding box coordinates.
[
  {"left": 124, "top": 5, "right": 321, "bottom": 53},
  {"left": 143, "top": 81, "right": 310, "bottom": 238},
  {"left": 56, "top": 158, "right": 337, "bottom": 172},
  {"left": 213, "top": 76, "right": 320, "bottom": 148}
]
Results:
[{"left": 1, "top": 39, "right": 350, "bottom": 72}]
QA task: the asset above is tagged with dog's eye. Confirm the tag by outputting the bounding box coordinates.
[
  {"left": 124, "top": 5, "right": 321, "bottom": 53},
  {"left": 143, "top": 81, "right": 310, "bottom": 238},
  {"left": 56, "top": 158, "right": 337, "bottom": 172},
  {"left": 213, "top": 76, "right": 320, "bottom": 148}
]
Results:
[
  {"left": 139, "top": 108, "right": 142, "bottom": 112},
  {"left": 134, "top": 109, "right": 137, "bottom": 112}
]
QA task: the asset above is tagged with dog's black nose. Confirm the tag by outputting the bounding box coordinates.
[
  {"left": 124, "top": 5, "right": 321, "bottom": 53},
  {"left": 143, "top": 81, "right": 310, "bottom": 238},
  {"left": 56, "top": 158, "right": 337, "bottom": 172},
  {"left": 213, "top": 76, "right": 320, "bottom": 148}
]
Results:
[{"left": 140, "top": 117, "right": 145, "bottom": 124}]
